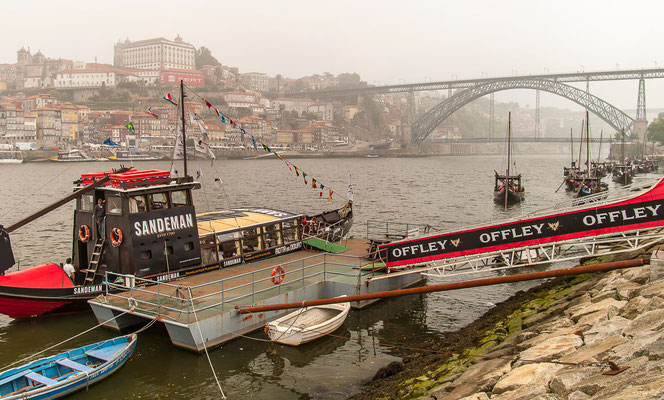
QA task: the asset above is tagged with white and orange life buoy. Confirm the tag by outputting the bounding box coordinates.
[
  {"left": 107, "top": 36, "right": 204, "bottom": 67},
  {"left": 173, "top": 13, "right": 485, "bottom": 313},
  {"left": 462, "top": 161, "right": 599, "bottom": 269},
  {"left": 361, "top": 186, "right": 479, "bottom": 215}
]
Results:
[
  {"left": 78, "top": 225, "right": 90, "bottom": 243},
  {"left": 271, "top": 265, "right": 285, "bottom": 285},
  {"left": 110, "top": 228, "right": 123, "bottom": 247}
]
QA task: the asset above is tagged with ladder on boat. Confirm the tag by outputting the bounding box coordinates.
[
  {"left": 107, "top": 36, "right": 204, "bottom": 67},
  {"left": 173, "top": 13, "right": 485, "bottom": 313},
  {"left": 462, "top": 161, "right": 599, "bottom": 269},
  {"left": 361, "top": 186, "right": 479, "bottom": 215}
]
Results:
[{"left": 82, "top": 237, "right": 105, "bottom": 285}]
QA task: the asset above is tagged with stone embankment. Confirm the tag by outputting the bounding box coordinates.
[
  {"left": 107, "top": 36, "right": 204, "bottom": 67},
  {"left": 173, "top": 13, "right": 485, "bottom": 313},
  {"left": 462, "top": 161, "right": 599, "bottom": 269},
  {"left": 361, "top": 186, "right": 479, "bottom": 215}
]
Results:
[{"left": 351, "top": 250, "right": 664, "bottom": 400}]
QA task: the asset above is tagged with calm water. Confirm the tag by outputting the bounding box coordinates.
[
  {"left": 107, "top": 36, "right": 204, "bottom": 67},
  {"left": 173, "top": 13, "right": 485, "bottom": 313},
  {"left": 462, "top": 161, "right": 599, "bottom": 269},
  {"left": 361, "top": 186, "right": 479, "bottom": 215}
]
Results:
[{"left": 0, "top": 153, "right": 652, "bottom": 399}]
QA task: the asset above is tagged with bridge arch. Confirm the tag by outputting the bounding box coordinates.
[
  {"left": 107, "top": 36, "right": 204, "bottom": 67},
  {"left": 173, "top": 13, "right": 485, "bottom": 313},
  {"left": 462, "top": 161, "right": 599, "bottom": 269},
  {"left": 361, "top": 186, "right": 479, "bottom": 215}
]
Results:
[{"left": 411, "top": 78, "right": 634, "bottom": 144}]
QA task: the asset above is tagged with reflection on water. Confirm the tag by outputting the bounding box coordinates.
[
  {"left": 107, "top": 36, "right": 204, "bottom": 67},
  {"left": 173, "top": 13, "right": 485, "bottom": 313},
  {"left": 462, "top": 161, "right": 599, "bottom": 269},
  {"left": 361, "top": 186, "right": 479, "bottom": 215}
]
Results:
[{"left": 0, "top": 154, "right": 656, "bottom": 399}]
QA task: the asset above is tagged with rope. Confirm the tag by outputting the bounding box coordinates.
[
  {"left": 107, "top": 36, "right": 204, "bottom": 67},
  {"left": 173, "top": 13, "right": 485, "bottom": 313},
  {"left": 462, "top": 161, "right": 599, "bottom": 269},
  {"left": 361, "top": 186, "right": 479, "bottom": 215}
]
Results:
[
  {"left": 187, "top": 288, "right": 226, "bottom": 399},
  {"left": 0, "top": 162, "right": 76, "bottom": 220},
  {"left": 0, "top": 309, "right": 132, "bottom": 371},
  {"left": 269, "top": 300, "right": 307, "bottom": 342}
]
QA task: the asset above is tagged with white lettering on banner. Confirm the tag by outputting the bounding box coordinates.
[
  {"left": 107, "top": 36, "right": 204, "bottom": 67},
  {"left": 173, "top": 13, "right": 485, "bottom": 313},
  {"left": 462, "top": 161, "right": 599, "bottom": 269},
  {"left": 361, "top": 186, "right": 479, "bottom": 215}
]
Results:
[
  {"left": 478, "top": 223, "right": 545, "bottom": 244},
  {"left": 582, "top": 205, "right": 661, "bottom": 227},
  {"left": 391, "top": 240, "right": 447, "bottom": 258},
  {"left": 223, "top": 257, "right": 242, "bottom": 267},
  {"left": 156, "top": 272, "right": 180, "bottom": 282},
  {"left": 134, "top": 213, "right": 195, "bottom": 237},
  {"left": 275, "top": 241, "right": 303, "bottom": 255}
]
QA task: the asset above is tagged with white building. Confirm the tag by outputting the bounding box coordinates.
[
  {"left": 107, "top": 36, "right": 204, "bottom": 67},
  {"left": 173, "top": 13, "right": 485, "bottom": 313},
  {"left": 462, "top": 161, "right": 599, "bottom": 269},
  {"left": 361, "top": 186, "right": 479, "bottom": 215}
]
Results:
[
  {"left": 239, "top": 72, "right": 269, "bottom": 92},
  {"left": 273, "top": 98, "right": 313, "bottom": 115},
  {"left": 114, "top": 36, "right": 196, "bottom": 71},
  {"left": 54, "top": 68, "right": 139, "bottom": 88}
]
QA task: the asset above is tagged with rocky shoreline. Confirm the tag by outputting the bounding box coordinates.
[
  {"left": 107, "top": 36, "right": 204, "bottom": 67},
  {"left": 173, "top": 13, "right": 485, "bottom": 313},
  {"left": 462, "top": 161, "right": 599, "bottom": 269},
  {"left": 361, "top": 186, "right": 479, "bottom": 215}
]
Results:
[{"left": 349, "top": 250, "right": 664, "bottom": 400}]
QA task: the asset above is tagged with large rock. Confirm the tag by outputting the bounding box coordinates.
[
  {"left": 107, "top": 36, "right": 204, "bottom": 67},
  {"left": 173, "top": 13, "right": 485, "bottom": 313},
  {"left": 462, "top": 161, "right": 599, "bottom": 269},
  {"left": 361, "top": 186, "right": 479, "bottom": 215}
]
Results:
[
  {"left": 619, "top": 296, "right": 650, "bottom": 320},
  {"left": 638, "top": 279, "right": 664, "bottom": 299},
  {"left": 614, "top": 281, "right": 642, "bottom": 301},
  {"left": 519, "top": 334, "right": 583, "bottom": 362},
  {"left": 610, "top": 330, "right": 664, "bottom": 363},
  {"left": 492, "top": 363, "right": 563, "bottom": 395},
  {"left": 591, "top": 289, "right": 617, "bottom": 303},
  {"left": 583, "top": 316, "right": 630, "bottom": 345},
  {"left": 592, "top": 375, "right": 664, "bottom": 399},
  {"left": 574, "top": 310, "right": 607, "bottom": 329},
  {"left": 620, "top": 264, "right": 650, "bottom": 285},
  {"left": 456, "top": 392, "right": 490, "bottom": 400},
  {"left": 568, "top": 391, "right": 592, "bottom": 400},
  {"left": 439, "top": 358, "right": 512, "bottom": 400},
  {"left": 621, "top": 309, "right": 664, "bottom": 337},
  {"left": 549, "top": 367, "right": 597, "bottom": 398},
  {"left": 568, "top": 298, "right": 627, "bottom": 323},
  {"left": 559, "top": 334, "right": 627, "bottom": 364},
  {"left": 572, "top": 356, "right": 650, "bottom": 396}
]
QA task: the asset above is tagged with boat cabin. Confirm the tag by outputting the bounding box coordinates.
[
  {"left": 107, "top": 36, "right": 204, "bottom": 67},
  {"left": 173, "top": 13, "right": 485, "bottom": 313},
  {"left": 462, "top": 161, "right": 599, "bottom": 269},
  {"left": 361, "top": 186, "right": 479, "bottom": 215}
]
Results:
[
  {"left": 197, "top": 208, "right": 304, "bottom": 268},
  {"left": 72, "top": 169, "right": 202, "bottom": 284}
]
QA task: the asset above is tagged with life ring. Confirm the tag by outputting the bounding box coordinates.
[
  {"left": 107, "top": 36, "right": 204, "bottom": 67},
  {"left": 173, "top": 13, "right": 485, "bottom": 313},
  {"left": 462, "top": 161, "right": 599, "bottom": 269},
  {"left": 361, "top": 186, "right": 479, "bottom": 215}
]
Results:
[
  {"left": 78, "top": 225, "right": 90, "bottom": 243},
  {"left": 271, "top": 265, "right": 285, "bottom": 285},
  {"left": 110, "top": 228, "right": 123, "bottom": 247}
]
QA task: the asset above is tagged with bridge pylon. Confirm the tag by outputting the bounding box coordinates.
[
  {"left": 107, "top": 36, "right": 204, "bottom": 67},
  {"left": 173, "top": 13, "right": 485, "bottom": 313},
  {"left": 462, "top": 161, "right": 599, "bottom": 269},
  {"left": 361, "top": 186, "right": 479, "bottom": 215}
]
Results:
[{"left": 634, "top": 77, "right": 648, "bottom": 157}]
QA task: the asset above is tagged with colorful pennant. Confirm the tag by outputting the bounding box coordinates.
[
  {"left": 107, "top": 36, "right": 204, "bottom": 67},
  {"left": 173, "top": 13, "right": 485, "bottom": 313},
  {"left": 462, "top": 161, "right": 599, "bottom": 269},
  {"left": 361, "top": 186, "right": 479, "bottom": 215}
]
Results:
[
  {"left": 163, "top": 93, "right": 178, "bottom": 106},
  {"left": 125, "top": 122, "right": 135, "bottom": 133},
  {"left": 145, "top": 107, "right": 159, "bottom": 119}
]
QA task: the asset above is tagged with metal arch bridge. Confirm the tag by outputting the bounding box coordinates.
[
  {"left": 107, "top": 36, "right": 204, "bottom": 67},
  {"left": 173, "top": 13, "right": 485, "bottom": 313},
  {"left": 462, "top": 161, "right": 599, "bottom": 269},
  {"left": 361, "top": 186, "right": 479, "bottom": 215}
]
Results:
[
  {"left": 282, "top": 68, "right": 664, "bottom": 98},
  {"left": 411, "top": 78, "right": 635, "bottom": 144}
]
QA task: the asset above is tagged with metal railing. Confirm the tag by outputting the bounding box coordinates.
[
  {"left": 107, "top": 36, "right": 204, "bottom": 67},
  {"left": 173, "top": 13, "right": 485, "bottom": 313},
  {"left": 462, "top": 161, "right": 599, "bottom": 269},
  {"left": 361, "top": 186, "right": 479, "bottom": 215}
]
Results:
[
  {"left": 103, "top": 252, "right": 369, "bottom": 324},
  {"left": 366, "top": 220, "right": 433, "bottom": 241}
]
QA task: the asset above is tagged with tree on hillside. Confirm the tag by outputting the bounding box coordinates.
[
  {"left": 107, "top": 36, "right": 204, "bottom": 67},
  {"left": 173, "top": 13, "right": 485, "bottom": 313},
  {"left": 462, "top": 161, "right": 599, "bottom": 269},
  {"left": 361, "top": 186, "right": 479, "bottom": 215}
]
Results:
[
  {"left": 337, "top": 73, "right": 362, "bottom": 88},
  {"left": 196, "top": 46, "right": 221, "bottom": 69},
  {"left": 647, "top": 115, "right": 664, "bottom": 144}
]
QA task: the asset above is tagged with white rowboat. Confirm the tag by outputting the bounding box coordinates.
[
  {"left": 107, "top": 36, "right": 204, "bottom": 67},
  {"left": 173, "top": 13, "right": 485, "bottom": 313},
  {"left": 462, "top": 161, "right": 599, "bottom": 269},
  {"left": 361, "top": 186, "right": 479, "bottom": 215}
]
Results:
[{"left": 265, "top": 296, "right": 350, "bottom": 346}]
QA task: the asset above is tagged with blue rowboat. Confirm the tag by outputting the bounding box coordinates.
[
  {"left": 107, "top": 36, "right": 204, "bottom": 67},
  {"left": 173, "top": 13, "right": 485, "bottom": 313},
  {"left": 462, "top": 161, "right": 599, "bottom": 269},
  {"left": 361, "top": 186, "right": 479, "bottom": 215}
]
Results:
[{"left": 0, "top": 334, "right": 137, "bottom": 399}]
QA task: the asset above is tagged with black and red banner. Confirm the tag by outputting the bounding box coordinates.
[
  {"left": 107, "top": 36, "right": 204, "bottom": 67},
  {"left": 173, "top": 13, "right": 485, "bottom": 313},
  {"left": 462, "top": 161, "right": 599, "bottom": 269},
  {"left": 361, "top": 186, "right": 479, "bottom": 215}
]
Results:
[{"left": 381, "top": 178, "right": 664, "bottom": 268}]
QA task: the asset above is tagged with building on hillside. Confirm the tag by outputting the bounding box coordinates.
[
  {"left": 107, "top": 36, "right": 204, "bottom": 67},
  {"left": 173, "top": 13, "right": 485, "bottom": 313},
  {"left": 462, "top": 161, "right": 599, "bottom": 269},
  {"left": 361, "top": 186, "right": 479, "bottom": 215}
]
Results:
[
  {"left": 21, "top": 94, "right": 58, "bottom": 114},
  {"left": 307, "top": 102, "right": 334, "bottom": 121},
  {"left": 15, "top": 47, "right": 74, "bottom": 90},
  {"left": 344, "top": 105, "right": 363, "bottom": 122},
  {"left": 54, "top": 67, "right": 140, "bottom": 88},
  {"left": 59, "top": 103, "right": 80, "bottom": 141},
  {"left": 239, "top": 72, "right": 269, "bottom": 92},
  {"left": 114, "top": 36, "right": 196, "bottom": 70},
  {"left": 34, "top": 107, "right": 62, "bottom": 144},
  {"left": 159, "top": 69, "right": 205, "bottom": 86},
  {"left": 273, "top": 98, "right": 313, "bottom": 116}
]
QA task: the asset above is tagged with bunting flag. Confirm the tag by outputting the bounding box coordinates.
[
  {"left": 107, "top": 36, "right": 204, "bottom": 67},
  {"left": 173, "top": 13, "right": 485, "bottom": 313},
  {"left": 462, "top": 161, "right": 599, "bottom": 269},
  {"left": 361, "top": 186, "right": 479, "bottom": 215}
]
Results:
[
  {"left": 285, "top": 161, "right": 293, "bottom": 171},
  {"left": 195, "top": 166, "right": 203, "bottom": 181},
  {"left": 214, "top": 176, "right": 223, "bottom": 188},
  {"left": 295, "top": 167, "right": 300, "bottom": 177},
  {"left": 275, "top": 152, "right": 284, "bottom": 161},
  {"left": 125, "top": 122, "right": 135, "bottom": 133},
  {"left": 320, "top": 184, "right": 325, "bottom": 191},
  {"left": 195, "top": 139, "right": 216, "bottom": 160},
  {"left": 189, "top": 112, "right": 202, "bottom": 124},
  {"left": 197, "top": 121, "right": 208, "bottom": 140},
  {"left": 205, "top": 99, "right": 212, "bottom": 108},
  {"left": 169, "top": 163, "right": 178, "bottom": 178},
  {"left": 312, "top": 179, "right": 317, "bottom": 189},
  {"left": 251, "top": 135, "right": 257, "bottom": 150},
  {"left": 103, "top": 137, "right": 119, "bottom": 146},
  {"left": 145, "top": 107, "right": 159, "bottom": 119},
  {"left": 163, "top": 93, "right": 178, "bottom": 106},
  {"left": 320, "top": 191, "right": 323, "bottom": 197},
  {"left": 329, "top": 189, "right": 333, "bottom": 201},
  {"left": 303, "top": 172, "right": 307, "bottom": 184}
]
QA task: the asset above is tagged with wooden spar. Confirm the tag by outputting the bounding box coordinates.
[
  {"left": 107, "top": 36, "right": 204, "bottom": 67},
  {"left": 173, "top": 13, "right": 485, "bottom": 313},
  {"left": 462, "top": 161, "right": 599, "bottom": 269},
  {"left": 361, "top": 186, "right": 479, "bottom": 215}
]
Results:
[
  {"left": 180, "top": 80, "right": 188, "bottom": 178},
  {"left": 578, "top": 120, "right": 584, "bottom": 170},
  {"left": 597, "top": 130, "right": 603, "bottom": 164},
  {"left": 5, "top": 167, "right": 131, "bottom": 233},
  {"left": 570, "top": 127, "right": 574, "bottom": 167},
  {"left": 238, "top": 258, "right": 646, "bottom": 314}
]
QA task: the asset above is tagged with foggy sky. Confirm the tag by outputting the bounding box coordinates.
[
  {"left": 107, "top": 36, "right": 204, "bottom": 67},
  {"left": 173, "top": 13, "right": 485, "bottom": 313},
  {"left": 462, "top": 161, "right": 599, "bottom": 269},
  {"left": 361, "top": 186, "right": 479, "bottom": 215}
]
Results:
[{"left": 2, "top": 0, "right": 663, "bottom": 112}]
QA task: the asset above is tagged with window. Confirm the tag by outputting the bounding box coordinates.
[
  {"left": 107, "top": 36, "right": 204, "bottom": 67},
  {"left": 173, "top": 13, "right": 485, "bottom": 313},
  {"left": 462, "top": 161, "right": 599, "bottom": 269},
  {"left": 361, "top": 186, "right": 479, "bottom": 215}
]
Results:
[
  {"left": 217, "top": 231, "right": 241, "bottom": 258},
  {"left": 242, "top": 228, "right": 262, "bottom": 253},
  {"left": 140, "top": 250, "right": 152, "bottom": 260},
  {"left": 80, "top": 194, "right": 94, "bottom": 211},
  {"left": 171, "top": 190, "right": 189, "bottom": 207},
  {"left": 263, "top": 224, "right": 282, "bottom": 248},
  {"left": 107, "top": 195, "right": 123, "bottom": 215},
  {"left": 282, "top": 219, "right": 300, "bottom": 243},
  {"left": 200, "top": 235, "right": 218, "bottom": 265},
  {"left": 129, "top": 195, "right": 148, "bottom": 214},
  {"left": 149, "top": 192, "right": 169, "bottom": 210}
]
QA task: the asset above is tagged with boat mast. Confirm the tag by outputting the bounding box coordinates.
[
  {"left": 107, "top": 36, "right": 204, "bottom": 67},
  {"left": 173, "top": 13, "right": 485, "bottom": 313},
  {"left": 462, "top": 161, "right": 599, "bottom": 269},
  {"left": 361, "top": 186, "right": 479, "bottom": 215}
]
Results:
[
  {"left": 570, "top": 128, "right": 574, "bottom": 167},
  {"left": 578, "top": 120, "right": 584, "bottom": 171},
  {"left": 180, "top": 80, "right": 188, "bottom": 177},
  {"left": 505, "top": 112, "right": 511, "bottom": 209},
  {"left": 597, "top": 130, "right": 602, "bottom": 163},
  {"left": 586, "top": 111, "right": 590, "bottom": 177}
]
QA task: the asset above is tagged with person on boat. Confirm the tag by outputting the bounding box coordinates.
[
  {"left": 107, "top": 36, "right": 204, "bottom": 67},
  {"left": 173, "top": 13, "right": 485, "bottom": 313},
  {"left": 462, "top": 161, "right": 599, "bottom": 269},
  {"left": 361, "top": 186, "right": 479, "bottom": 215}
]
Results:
[
  {"left": 62, "top": 258, "right": 75, "bottom": 281},
  {"left": 94, "top": 198, "right": 106, "bottom": 238}
]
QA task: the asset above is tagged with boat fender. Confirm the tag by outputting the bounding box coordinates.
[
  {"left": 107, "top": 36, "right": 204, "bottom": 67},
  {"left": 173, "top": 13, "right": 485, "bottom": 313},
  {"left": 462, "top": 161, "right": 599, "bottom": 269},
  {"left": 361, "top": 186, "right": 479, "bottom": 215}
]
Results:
[
  {"left": 110, "top": 228, "right": 123, "bottom": 247},
  {"left": 271, "top": 265, "right": 285, "bottom": 285},
  {"left": 79, "top": 225, "right": 90, "bottom": 243}
]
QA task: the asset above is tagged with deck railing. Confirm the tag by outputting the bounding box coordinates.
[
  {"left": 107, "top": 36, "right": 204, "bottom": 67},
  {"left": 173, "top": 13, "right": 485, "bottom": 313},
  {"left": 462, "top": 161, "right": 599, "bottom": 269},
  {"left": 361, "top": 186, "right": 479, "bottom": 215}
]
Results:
[
  {"left": 104, "top": 252, "right": 368, "bottom": 324},
  {"left": 365, "top": 220, "right": 433, "bottom": 241}
]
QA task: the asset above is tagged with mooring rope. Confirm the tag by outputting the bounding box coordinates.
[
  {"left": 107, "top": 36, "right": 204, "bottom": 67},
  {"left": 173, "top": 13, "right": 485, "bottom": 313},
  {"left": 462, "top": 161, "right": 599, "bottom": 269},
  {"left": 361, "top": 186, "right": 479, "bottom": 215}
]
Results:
[
  {"left": 187, "top": 288, "right": 227, "bottom": 399},
  {"left": 0, "top": 308, "right": 132, "bottom": 371}
]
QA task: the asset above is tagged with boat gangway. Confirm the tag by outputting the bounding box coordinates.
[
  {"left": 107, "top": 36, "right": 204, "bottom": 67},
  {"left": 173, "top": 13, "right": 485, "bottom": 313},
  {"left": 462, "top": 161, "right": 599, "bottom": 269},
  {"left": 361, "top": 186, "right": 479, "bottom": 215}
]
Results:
[
  {"left": 372, "top": 178, "right": 664, "bottom": 282},
  {"left": 88, "top": 238, "right": 423, "bottom": 352}
]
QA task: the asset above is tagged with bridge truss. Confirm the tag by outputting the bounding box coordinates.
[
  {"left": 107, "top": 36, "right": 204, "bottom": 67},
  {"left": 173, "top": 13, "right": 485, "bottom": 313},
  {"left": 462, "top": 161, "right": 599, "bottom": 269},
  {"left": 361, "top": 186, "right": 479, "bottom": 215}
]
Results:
[{"left": 411, "top": 78, "right": 635, "bottom": 144}]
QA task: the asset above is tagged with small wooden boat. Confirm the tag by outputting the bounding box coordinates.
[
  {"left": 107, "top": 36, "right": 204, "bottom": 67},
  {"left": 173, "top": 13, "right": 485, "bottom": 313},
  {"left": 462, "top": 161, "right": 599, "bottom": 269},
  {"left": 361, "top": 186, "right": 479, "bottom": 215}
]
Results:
[
  {"left": 265, "top": 296, "right": 350, "bottom": 346},
  {"left": 494, "top": 112, "right": 525, "bottom": 207},
  {"left": 0, "top": 334, "right": 136, "bottom": 399}
]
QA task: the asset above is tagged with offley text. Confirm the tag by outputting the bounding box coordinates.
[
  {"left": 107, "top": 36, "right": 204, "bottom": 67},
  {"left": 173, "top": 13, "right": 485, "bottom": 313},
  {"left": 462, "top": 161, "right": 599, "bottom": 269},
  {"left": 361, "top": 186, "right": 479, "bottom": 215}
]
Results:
[
  {"left": 582, "top": 205, "right": 661, "bottom": 226},
  {"left": 391, "top": 240, "right": 448, "bottom": 258},
  {"left": 479, "top": 223, "right": 545, "bottom": 244}
]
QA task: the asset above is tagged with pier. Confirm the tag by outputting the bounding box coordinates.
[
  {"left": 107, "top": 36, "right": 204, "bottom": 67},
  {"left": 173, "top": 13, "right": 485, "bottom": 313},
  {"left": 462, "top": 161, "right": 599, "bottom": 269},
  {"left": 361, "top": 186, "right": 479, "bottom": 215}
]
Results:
[{"left": 89, "top": 238, "right": 424, "bottom": 352}]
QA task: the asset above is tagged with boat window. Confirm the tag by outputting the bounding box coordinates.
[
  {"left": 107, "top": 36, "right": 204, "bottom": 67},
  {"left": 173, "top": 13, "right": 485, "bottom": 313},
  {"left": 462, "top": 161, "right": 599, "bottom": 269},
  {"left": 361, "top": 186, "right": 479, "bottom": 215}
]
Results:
[
  {"left": 217, "top": 231, "right": 241, "bottom": 258},
  {"left": 171, "top": 190, "right": 189, "bottom": 207},
  {"left": 282, "top": 219, "right": 300, "bottom": 243},
  {"left": 129, "top": 195, "right": 148, "bottom": 214},
  {"left": 242, "top": 228, "right": 262, "bottom": 253},
  {"left": 149, "top": 192, "right": 169, "bottom": 210},
  {"left": 80, "top": 194, "right": 94, "bottom": 211},
  {"left": 263, "top": 224, "right": 282, "bottom": 248},
  {"left": 200, "top": 235, "right": 218, "bottom": 265},
  {"left": 107, "top": 195, "right": 123, "bottom": 215},
  {"left": 140, "top": 250, "right": 152, "bottom": 260}
]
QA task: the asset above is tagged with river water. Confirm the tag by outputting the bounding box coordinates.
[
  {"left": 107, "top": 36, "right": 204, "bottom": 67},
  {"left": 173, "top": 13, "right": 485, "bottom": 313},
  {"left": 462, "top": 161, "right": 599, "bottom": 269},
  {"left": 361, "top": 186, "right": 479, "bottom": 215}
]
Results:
[{"left": 0, "top": 153, "right": 650, "bottom": 399}]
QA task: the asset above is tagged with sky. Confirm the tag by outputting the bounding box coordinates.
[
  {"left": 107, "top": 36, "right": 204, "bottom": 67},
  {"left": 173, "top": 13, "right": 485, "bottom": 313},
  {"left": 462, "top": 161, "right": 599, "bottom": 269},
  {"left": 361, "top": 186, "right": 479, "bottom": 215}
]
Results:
[{"left": 2, "top": 0, "right": 664, "bottom": 112}]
